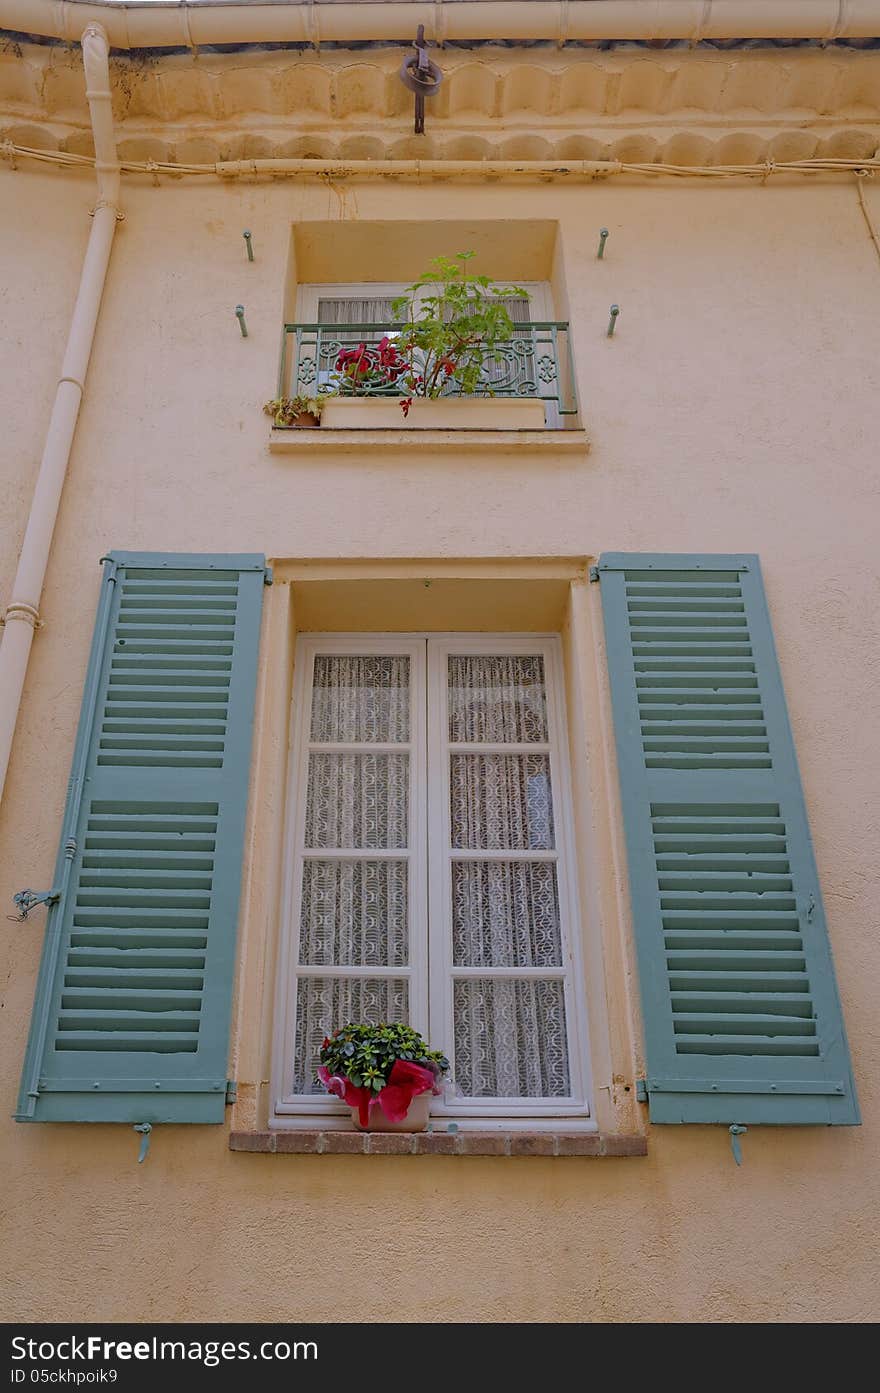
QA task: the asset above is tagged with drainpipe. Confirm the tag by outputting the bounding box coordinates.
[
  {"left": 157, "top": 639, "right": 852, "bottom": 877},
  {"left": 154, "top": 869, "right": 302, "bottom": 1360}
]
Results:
[{"left": 0, "top": 21, "right": 119, "bottom": 804}]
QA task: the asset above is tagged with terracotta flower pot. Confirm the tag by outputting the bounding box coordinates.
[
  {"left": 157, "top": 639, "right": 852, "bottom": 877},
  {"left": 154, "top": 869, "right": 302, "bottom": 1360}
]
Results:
[
  {"left": 350, "top": 1091, "right": 432, "bottom": 1133},
  {"left": 288, "top": 410, "right": 320, "bottom": 428}
]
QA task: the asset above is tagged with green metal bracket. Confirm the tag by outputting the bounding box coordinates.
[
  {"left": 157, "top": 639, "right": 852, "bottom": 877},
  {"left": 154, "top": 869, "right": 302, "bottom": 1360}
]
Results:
[
  {"left": 235, "top": 305, "right": 248, "bottom": 338},
  {"left": 263, "top": 566, "right": 274, "bottom": 586},
  {"left": 635, "top": 1079, "right": 648, "bottom": 1104},
  {"left": 589, "top": 565, "right": 600, "bottom": 582},
  {"left": 134, "top": 1123, "right": 152, "bottom": 1164},
  {"left": 225, "top": 1080, "right": 238, "bottom": 1106},
  {"left": 597, "top": 228, "right": 609, "bottom": 259},
  {"left": 729, "top": 1124, "right": 748, "bottom": 1166}
]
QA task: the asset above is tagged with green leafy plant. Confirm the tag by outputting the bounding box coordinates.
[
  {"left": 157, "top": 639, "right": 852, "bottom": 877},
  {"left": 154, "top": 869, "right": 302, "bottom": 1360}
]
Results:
[
  {"left": 319, "top": 1023, "right": 449, "bottom": 1093},
  {"left": 263, "top": 394, "right": 325, "bottom": 427},
  {"left": 391, "top": 251, "right": 529, "bottom": 413}
]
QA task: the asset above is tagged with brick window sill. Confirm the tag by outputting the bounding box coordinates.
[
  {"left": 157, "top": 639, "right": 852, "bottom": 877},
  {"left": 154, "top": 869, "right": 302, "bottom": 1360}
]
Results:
[{"left": 229, "top": 1130, "right": 647, "bottom": 1157}]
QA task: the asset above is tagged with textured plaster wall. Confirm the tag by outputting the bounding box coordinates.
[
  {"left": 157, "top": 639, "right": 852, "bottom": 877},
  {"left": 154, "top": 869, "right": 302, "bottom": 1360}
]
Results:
[{"left": 0, "top": 167, "right": 878, "bottom": 1323}]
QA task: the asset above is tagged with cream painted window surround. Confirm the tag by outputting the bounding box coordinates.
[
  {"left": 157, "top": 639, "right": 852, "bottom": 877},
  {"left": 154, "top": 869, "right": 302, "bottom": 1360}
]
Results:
[{"left": 272, "top": 633, "right": 592, "bottom": 1130}]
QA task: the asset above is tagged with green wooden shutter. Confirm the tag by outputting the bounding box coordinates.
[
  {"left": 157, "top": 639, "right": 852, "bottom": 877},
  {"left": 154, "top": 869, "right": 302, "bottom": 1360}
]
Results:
[
  {"left": 16, "top": 552, "right": 267, "bottom": 1124},
  {"left": 598, "top": 553, "right": 859, "bottom": 1125}
]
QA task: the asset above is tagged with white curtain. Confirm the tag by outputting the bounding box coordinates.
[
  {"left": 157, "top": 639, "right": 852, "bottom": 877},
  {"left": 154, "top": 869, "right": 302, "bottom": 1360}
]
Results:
[
  {"left": 294, "top": 653, "right": 410, "bottom": 1094},
  {"left": 448, "top": 653, "right": 570, "bottom": 1099},
  {"left": 293, "top": 976, "right": 408, "bottom": 1095}
]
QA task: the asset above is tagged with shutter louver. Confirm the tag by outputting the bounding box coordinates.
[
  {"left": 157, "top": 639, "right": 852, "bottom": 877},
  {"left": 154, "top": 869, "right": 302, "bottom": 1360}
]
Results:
[
  {"left": 598, "top": 553, "right": 859, "bottom": 1125},
  {"left": 16, "top": 553, "right": 266, "bottom": 1123}
]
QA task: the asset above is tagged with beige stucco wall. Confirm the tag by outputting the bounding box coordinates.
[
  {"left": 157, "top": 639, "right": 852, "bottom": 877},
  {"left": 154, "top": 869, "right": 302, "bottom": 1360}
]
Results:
[{"left": 1, "top": 164, "right": 879, "bottom": 1323}]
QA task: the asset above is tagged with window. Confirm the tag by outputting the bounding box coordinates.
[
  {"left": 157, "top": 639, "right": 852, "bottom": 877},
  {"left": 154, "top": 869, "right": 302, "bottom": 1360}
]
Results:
[
  {"left": 275, "top": 634, "right": 590, "bottom": 1123},
  {"left": 286, "top": 281, "right": 570, "bottom": 425}
]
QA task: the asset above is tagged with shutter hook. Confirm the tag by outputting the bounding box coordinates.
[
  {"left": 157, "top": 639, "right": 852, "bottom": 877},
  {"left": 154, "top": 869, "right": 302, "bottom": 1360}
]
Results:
[
  {"left": 134, "top": 1122, "right": 152, "bottom": 1163},
  {"left": 729, "top": 1123, "right": 748, "bottom": 1166},
  {"left": 8, "top": 888, "right": 60, "bottom": 922}
]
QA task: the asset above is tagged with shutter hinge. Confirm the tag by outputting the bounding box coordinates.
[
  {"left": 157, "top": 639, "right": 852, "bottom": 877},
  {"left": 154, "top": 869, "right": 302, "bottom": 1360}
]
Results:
[
  {"left": 8, "top": 888, "right": 60, "bottom": 922},
  {"left": 225, "top": 1079, "right": 238, "bottom": 1105},
  {"left": 635, "top": 1078, "right": 648, "bottom": 1104},
  {"left": 263, "top": 566, "right": 274, "bottom": 586},
  {"left": 589, "top": 564, "right": 600, "bottom": 582}
]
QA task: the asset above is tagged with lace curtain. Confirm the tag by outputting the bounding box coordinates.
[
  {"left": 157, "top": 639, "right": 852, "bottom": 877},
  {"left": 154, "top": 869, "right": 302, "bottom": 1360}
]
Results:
[
  {"left": 448, "top": 653, "right": 570, "bottom": 1099},
  {"left": 293, "top": 653, "right": 410, "bottom": 1095}
]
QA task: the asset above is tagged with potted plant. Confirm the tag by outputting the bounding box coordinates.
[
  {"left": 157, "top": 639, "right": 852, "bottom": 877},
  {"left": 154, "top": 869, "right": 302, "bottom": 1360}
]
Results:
[
  {"left": 391, "top": 250, "right": 531, "bottom": 417},
  {"left": 318, "top": 1023, "right": 450, "bottom": 1132},
  {"left": 318, "top": 252, "right": 545, "bottom": 429},
  {"left": 263, "top": 394, "right": 325, "bottom": 428}
]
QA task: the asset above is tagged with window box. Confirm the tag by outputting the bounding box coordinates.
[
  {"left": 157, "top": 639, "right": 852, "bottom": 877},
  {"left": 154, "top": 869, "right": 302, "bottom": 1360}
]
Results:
[{"left": 318, "top": 396, "right": 547, "bottom": 431}]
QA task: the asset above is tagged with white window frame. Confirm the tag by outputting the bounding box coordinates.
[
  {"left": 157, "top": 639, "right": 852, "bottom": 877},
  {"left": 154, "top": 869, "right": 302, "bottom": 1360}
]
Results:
[{"left": 272, "top": 633, "right": 592, "bottom": 1127}]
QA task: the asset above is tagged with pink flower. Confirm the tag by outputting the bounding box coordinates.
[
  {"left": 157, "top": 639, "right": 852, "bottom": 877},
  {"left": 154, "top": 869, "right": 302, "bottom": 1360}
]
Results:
[
  {"left": 317, "top": 1065, "right": 373, "bottom": 1127},
  {"left": 375, "top": 1060, "right": 436, "bottom": 1124}
]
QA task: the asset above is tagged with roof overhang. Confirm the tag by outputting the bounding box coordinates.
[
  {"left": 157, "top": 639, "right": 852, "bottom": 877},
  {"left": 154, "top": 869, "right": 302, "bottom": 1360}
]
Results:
[{"left": 1, "top": 1, "right": 880, "bottom": 53}]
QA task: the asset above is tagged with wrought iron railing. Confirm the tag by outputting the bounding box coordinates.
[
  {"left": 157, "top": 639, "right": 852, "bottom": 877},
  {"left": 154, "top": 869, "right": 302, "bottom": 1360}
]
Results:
[{"left": 278, "top": 321, "right": 578, "bottom": 418}]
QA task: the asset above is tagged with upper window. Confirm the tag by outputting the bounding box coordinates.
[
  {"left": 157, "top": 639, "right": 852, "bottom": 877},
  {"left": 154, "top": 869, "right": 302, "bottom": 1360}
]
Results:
[
  {"left": 274, "top": 634, "right": 589, "bottom": 1122},
  {"left": 282, "top": 282, "right": 572, "bottom": 426}
]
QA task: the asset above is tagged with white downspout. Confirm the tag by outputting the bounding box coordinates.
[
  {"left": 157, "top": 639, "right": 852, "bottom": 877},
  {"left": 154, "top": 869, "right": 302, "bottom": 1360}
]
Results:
[{"left": 0, "top": 21, "right": 119, "bottom": 804}]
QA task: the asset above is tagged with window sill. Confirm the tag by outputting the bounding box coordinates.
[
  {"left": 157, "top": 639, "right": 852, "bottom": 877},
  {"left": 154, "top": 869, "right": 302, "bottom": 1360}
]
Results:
[
  {"left": 269, "top": 427, "right": 590, "bottom": 455},
  {"left": 229, "top": 1130, "right": 647, "bottom": 1157}
]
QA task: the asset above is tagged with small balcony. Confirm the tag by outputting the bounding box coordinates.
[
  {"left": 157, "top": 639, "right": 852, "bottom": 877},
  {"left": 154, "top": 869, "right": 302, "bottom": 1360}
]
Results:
[{"left": 277, "top": 321, "right": 579, "bottom": 429}]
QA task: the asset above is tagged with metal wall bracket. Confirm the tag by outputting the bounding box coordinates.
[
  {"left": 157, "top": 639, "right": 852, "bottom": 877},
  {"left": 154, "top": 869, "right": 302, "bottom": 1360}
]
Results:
[
  {"left": 9, "top": 888, "right": 60, "bottom": 922},
  {"left": 635, "top": 1078, "right": 648, "bottom": 1104},
  {"left": 225, "top": 1080, "right": 238, "bottom": 1105},
  {"left": 589, "top": 564, "right": 600, "bottom": 582}
]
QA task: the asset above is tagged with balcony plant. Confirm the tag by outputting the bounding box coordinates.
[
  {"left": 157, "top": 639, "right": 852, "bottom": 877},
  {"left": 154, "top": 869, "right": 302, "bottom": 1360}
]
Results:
[
  {"left": 334, "top": 336, "right": 407, "bottom": 396},
  {"left": 263, "top": 394, "right": 325, "bottom": 428},
  {"left": 326, "top": 252, "right": 530, "bottom": 419},
  {"left": 318, "top": 1023, "right": 450, "bottom": 1132},
  {"left": 391, "top": 250, "right": 529, "bottom": 416}
]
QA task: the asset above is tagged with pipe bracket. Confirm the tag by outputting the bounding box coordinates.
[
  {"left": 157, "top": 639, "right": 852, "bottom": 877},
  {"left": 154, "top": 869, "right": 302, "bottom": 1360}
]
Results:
[
  {"left": 89, "top": 199, "right": 125, "bottom": 221},
  {"left": 2, "top": 603, "right": 43, "bottom": 630}
]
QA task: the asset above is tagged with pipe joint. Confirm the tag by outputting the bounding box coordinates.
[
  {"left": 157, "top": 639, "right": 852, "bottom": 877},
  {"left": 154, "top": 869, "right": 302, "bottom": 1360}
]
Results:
[
  {"left": 2, "top": 603, "right": 42, "bottom": 631},
  {"left": 89, "top": 198, "right": 124, "bottom": 220},
  {"left": 57, "top": 374, "right": 85, "bottom": 394}
]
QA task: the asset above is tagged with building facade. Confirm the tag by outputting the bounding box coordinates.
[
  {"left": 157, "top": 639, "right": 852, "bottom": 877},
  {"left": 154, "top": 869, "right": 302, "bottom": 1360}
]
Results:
[{"left": 1, "top": 0, "right": 879, "bottom": 1323}]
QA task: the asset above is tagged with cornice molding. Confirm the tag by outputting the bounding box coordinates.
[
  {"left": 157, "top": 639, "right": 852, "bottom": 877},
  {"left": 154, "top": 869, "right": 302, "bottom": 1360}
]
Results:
[{"left": 2, "top": 42, "right": 878, "bottom": 170}]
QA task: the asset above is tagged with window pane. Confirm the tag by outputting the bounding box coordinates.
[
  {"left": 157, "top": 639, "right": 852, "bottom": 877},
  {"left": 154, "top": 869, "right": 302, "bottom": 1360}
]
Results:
[
  {"left": 447, "top": 654, "right": 548, "bottom": 744},
  {"left": 310, "top": 654, "right": 410, "bottom": 744},
  {"left": 293, "top": 975, "right": 409, "bottom": 1094},
  {"left": 299, "top": 859, "right": 408, "bottom": 967},
  {"left": 450, "top": 753, "right": 554, "bottom": 849},
  {"left": 453, "top": 978, "right": 570, "bottom": 1098},
  {"left": 452, "top": 860, "right": 561, "bottom": 967},
  {"left": 304, "top": 752, "right": 408, "bottom": 849}
]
